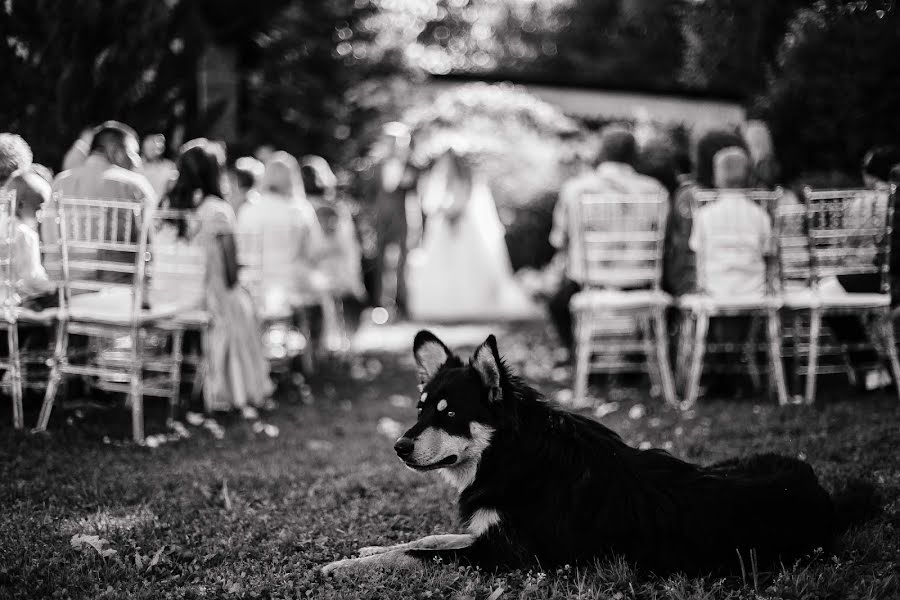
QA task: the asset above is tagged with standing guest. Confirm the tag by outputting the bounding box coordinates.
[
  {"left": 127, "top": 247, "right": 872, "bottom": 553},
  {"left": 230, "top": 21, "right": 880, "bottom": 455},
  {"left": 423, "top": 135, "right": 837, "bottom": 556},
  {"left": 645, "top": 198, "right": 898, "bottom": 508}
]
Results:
[
  {"left": 227, "top": 156, "right": 264, "bottom": 214},
  {"left": 139, "top": 133, "right": 178, "bottom": 197},
  {"left": 825, "top": 146, "right": 900, "bottom": 390},
  {"left": 741, "top": 120, "right": 780, "bottom": 189},
  {"left": 152, "top": 139, "right": 273, "bottom": 418},
  {"left": 0, "top": 133, "right": 33, "bottom": 186},
  {"left": 237, "top": 151, "right": 323, "bottom": 309},
  {"left": 50, "top": 121, "right": 157, "bottom": 283},
  {"left": 362, "top": 122, "right": 418, "bottom": 319},
  {"left": 61, "top": 127, "right": 93, "bottom": 172},
  {"left": 548, "top": 125, "right": 668, "bottom": 357},
  {"left": 663, "top": 129, "right": 747, "bottom": 297},
  {"left": 302, "top": 156, "right": 366, "bottom": 342}
]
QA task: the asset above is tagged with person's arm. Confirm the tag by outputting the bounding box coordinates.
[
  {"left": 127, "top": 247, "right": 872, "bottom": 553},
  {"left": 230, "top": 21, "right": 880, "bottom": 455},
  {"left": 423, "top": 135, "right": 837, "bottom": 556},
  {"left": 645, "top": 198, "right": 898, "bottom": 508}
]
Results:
[
  {"left": 549, "top": 184, "right": 571, "bottom": 252},
  {"left": 217, "top": 232, "right": 239, "bottom": 289}
]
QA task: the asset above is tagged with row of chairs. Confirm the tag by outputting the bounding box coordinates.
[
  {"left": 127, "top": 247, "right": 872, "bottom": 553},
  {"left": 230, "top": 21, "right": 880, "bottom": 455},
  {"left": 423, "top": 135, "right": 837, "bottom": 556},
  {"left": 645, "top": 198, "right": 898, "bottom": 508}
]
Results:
[
  {"left": 570, "top": 185, "right": 900, "bottom": 408},
  {"left": 1, "top": 193, "right": 331, "bottom": 442}
]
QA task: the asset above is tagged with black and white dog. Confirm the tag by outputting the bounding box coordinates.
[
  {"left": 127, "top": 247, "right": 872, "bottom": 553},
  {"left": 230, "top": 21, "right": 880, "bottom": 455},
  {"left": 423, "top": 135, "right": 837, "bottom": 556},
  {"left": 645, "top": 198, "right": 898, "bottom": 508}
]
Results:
[{"left": 322, "top": 331, "right": 875, "bottom": 576}]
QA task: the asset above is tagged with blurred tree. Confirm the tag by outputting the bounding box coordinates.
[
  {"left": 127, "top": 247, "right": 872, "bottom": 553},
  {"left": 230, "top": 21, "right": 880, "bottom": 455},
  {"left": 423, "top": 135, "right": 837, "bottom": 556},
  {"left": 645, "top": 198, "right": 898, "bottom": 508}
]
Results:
[
  {"left": 679, "top": 0, "right": 819, "bottom": 97},
  {"left": 756, "top": 0, "right": 900, "bottom": 179}
]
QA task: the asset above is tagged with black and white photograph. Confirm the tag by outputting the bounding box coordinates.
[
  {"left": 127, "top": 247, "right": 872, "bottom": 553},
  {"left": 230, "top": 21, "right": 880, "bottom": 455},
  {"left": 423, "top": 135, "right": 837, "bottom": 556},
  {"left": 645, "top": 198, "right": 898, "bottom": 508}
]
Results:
[{"left": 1, "top": 1, "right": 899, "bottom": 598}]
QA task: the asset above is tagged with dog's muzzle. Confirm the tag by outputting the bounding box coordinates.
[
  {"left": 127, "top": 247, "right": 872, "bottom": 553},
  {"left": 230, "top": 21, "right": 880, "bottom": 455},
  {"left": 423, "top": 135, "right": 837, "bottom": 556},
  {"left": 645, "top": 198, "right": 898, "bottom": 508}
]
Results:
[{"left": 394, "top": 436, "right": 414, "bottom": 458}]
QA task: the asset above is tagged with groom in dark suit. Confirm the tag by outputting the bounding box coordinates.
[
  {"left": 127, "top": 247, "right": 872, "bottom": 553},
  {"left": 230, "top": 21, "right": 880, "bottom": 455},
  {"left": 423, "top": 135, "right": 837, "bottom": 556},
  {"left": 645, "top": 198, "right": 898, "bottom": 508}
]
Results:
[{"left": 363, "top": 122, "right": 418, "bottom": 318}]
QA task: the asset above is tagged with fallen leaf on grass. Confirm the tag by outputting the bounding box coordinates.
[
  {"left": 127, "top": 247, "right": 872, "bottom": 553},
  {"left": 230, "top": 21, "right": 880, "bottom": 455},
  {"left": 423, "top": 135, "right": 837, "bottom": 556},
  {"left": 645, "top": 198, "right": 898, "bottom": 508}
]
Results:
[
  {"left": 221, "top": 480, "right": 233, "bottom": 511},
  {"left": 486, "top": 587, "right": 505, "bottom": 600},
  {"left": 628, "top": 404, "right": 646, "bottom": 420},
  {"left": 594, "top": 402, "right": 620, "bottom": 419},
  {"left": 70, "top": 534, "right": 117, "bottom": 557},
  {"left": 147, "top": 546, "right": 164, "bottom": 570}
]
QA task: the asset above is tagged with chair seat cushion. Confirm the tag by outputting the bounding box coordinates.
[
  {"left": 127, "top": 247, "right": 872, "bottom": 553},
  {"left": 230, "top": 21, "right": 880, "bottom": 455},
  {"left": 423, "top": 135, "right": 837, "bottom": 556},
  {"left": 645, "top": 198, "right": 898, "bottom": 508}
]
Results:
[
  {"left": 67, "top": 289, "right": 181, "bottom": 324},
  {"left": 570, "top": 289, "right": 671, "bottom": 311},
  {"left": 782, "top": 289, "right": 890, "bottom": 309},
  {"left": 677, "top": 293, "right": 782, "bottom": 312}
]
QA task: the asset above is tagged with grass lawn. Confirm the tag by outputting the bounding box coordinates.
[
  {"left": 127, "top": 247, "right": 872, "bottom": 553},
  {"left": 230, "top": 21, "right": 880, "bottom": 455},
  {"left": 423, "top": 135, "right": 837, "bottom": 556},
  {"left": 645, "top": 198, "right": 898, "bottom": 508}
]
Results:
[{"left": 1, "top": 321, "right": 899, "bottom": 599}]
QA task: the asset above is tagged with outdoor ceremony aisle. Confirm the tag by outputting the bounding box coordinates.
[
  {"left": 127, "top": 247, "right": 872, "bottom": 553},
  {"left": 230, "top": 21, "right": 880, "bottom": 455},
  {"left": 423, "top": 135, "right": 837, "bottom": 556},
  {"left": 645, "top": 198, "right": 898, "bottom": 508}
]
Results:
[{"left": 2, "top": 321, "right": 899, "bottom": 599}]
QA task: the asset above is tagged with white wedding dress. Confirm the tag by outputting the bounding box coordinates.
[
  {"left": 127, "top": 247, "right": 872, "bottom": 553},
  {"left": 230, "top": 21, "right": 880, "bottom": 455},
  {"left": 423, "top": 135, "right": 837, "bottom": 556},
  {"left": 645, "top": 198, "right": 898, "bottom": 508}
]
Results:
[{"left": 406, "top": 157, "right": 539, "bottom": 322}]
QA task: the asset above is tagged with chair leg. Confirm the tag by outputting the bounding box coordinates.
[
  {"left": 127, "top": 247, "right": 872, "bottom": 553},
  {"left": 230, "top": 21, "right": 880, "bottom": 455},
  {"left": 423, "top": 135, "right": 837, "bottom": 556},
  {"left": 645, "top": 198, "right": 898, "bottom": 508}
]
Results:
[
  {"left": 743, "top": 316, "right": 762, "bottom": 392},
  {"left": 7, "top": 325, "right": 23, "bottom": 430},
  {"left": 805, "top": 309, "right": 822, "bottom": 405},
  {"left": 129, "top": 328, "right": 145, "bottom": 444},
  {"left": 573, "top": 312, "right": 592, "bottom": 405},
  {"left": 653, "top": 306, "right": 678, "bottom": 408},
  {"left": 791, "top": 312, "right": 803, "bottom": 395},
  {"left": 683, "top": 312, "right": 709, "bottom": 409},
  {"left": 876, "top": 308, "right": 900, "bottom": 404},
  {"left": 639, "top": 315, "right": 662, "bottom": 400},
  {"left": 675, "top": 311, "right": 694, "bottom": 392},
  {"left": 766, "top": 309, "right": 789, "bottom": 406},
  {"left": 35, "top": 320, "right": 68, "bottom": 432},
  {"left": 167, "top": 328, "right": 185, "bottom": 427}
]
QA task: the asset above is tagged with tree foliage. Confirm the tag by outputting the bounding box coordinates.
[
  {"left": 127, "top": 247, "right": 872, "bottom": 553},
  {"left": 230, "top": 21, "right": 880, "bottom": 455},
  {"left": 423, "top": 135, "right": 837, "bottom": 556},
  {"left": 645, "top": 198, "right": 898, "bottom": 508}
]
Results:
[{"left": 755, "top": 1, "right": 900, "bottom": 179}]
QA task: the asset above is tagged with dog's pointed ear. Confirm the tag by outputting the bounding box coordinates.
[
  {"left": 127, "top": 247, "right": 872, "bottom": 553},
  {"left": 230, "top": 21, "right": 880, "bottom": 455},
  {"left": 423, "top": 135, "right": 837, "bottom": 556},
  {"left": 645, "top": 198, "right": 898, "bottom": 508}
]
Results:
[
  {"left": 471, "top": 334, "right": 503, "bottom": 403},
  {"left": 413, "top": 330, "right": 453, "bottom": 385}
]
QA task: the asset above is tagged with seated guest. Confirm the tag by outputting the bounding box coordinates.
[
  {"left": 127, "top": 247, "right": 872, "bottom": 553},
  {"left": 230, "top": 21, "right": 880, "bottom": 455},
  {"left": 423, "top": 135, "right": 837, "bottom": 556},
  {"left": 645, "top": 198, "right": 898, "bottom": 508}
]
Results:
[
  {"left": 139, "top": 133, "right": 178, "bottom": 197},
  {"left": 689, "top": 147, "right": 772, "bottom": 298},
  {"left": 227, "top": 156, "right": 264, "bottom": 214},
  {"left": 0, "top": 169, "right": 56, "bottom": 304},
  {"left": 152, "top": 139, "right": 273, "bottom": 418},
  {"left": 548, "top": 125, "right": 668, "bottom": 357},
  {"left": 690, "top": 147, "right": 771, "bottom": 396},
  {"left": 664, "top": 129, "right": 747, "bottom": 297},
  {"left": 50, "top": 121, "right": 157, "bottom": 283},
  {"left": 237, "top": 151, "right": 323, "bottom": 310},
  {"left": 826, "top": 146, "right": 900, "bottom": 390}
]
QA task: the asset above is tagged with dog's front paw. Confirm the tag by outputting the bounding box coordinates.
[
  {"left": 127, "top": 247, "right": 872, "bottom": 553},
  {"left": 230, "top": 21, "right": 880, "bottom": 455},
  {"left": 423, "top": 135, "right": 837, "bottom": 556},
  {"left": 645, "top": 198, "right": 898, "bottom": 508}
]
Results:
[
  {"left": 321, "top": 557, "right": 355, "bottom": 577},
  {"left": 320, "top": 550, "right": 420, "bottom": 577},
  {"left": 358, "top": 545, "right": 391, "bottom": 557}
]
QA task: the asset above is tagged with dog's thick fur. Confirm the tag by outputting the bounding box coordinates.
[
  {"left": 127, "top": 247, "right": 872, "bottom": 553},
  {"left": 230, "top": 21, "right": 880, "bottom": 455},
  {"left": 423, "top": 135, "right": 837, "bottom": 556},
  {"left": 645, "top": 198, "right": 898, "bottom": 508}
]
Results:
[{"left": 322, "top": 331, "right": 876, "bottom": 577}]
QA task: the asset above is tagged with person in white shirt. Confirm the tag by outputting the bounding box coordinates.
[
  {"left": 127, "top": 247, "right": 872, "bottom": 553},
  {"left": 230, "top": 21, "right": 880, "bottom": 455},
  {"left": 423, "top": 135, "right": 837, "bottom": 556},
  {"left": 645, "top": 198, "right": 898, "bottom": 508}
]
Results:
[
  {"left": 689, "top": 147, "right": 772, "bottom": 298},
  {"left": 548, "top": 125, "right": 668, "bottom": 355}
]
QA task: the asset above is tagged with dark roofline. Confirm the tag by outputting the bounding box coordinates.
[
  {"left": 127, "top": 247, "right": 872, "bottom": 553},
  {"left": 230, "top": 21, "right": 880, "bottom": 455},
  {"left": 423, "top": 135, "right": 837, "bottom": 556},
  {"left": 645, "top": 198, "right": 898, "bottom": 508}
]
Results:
[{"left": 429, "top": 71, "right": 749, "bottom": 104}]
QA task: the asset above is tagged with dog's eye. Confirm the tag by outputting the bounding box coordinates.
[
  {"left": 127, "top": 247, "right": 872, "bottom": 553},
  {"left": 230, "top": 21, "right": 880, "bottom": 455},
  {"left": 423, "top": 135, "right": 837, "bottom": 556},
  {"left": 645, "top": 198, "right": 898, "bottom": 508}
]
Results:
[
  {"left": 417, "top": 408, "right": 422, "bottom": 414},
  {"left": 447, "top": 411, "right": 455, "bottom": 418}
]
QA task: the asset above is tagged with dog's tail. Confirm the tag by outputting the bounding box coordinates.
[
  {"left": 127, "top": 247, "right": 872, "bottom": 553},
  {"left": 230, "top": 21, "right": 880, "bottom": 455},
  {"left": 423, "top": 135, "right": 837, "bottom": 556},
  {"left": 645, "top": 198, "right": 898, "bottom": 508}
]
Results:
[{"left": 832, "top": 479, "right": 882, "bottom": 534}]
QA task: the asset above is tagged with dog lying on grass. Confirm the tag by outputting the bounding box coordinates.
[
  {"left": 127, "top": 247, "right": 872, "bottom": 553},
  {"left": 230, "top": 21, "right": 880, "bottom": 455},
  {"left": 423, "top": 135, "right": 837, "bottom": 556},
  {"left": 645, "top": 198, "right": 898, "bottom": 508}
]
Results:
[{"left": 322, "top": 330, "right": 878, "bottom": 576}]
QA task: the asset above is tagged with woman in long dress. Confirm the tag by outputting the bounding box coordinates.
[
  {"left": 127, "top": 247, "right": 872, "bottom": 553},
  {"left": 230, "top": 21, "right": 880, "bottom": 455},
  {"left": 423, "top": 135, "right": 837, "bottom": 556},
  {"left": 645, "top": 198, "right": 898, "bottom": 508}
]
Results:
[
  {"left": 150, "top": 139, "right": 273, "bottom": 418},
  {"left": 406, "top": 150, "right": 539, "bottom": 322}
]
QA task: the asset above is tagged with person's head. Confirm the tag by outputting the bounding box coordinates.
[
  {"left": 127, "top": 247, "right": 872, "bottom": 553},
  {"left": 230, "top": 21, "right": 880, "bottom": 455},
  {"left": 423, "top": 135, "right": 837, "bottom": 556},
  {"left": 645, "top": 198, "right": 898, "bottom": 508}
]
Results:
[
  {"left": 890, "top": 164, "right": 900, "bottom": 185},
  {"left": 262, "top": 151, "right": 305, "bottom": 199},
  {"left": 167, "top": 138, "right": 224, "bottom": 213},
  {"left": 233, "top": 156, "right": 264, "bottom": 192},
  {"left": 713, "top": 146, "right": 751, "bottom": 189},
  {"left": 741, "top": 120, "right": 780, "bottom": 187},
  {"left": 89, "top": 121, "right": 141, "bottom": 170},
  {"left": 862, "top": 146, "right": 900, "bottom": 189},
  {"left": 141, "top": 134, "right": 166, "bottom": 161},
  {"left": 694, "top": 129, "right": 746, "bottom": 188},
  {"left": 0, "top": 133, "right": 33, "bottom": 186},
  {"left": 596, "top": 125, "right": 637, "bottom": 167},
  {"left": 3, "top": 169, "right": 51, "bottom": 224},
  {"left": 637, "top": 133, "right": 679, "bottom": 193},
  {"left": 380, "top": 121, "right": 411, "bottom": 158},
  {"left": 300, "top": 155, "right": 337, "bottom": 200}
]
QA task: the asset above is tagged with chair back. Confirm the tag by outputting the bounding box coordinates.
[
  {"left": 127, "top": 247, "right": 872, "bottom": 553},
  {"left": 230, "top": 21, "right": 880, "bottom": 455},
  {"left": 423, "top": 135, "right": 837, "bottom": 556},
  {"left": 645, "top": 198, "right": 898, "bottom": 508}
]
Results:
[
  {"left": 147, "top": 208, "right": 208, "bottom": 311},
  {"left": 575, "top": 191, "right": 668, "bottom": 290},
  {"left": 772, "top": 196, "right": 810, "bottom": 290},
  {"left": 50, "top": 195, "right": 149, "bottom": 304},
  {"left": 0, "top": 189, "right": 16, "bottom": 314},
  {"left": 802, "top": 187, "right": 895, "bottom": 293},
  {"left": 691, "top": 188, "right": 782, "bottom": 295}
]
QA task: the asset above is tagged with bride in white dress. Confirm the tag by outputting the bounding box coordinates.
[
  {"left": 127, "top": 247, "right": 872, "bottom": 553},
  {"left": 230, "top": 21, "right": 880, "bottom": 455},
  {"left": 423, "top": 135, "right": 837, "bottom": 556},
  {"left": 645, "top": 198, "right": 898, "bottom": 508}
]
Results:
[{"left": 406, "top": 149, "right": 539, "bottom": 322}]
